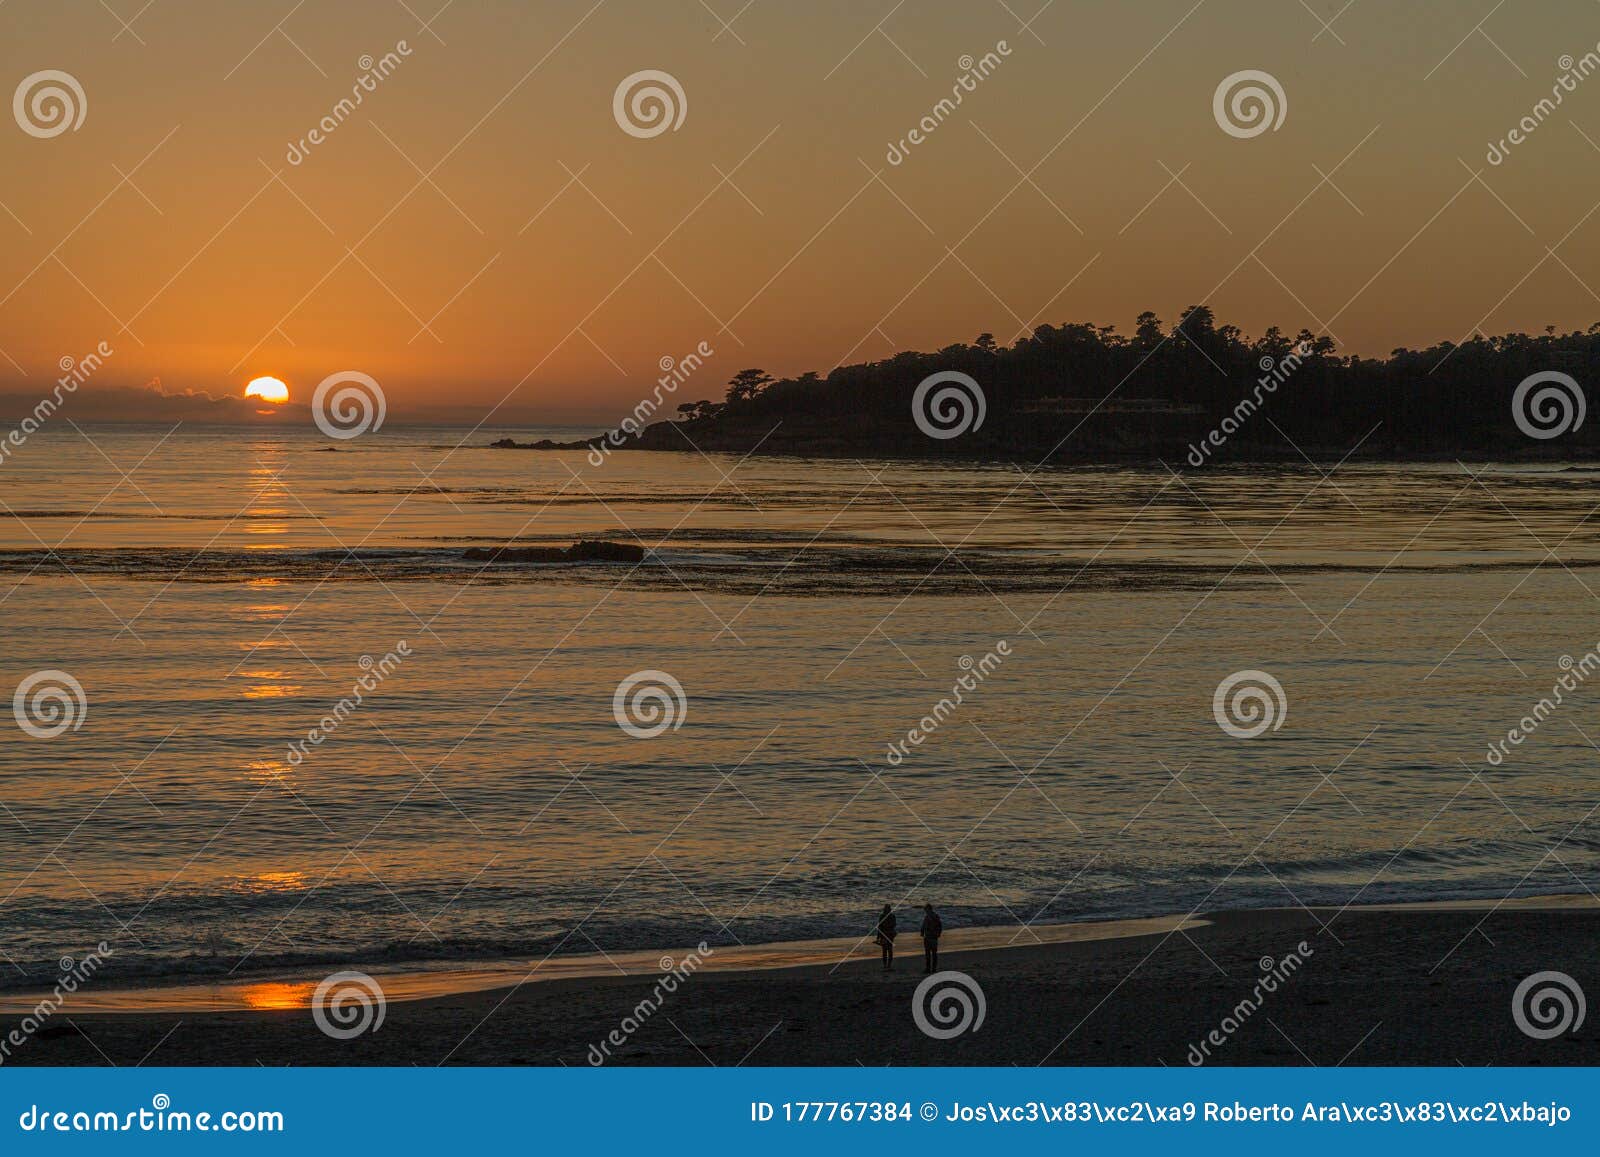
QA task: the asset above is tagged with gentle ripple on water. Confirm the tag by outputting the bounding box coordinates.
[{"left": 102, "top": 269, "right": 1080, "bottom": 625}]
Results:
[{"left": 0, "top": 426, "right": 1597, "bottom": 986}]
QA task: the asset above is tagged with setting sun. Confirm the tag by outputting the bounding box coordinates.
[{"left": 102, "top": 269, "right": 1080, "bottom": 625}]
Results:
[{"left": 244, "top": 376, "right": 289, "bottom": 403}]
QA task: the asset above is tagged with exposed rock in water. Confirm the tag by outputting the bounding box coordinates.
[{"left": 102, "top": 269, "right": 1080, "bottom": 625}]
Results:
[
  {"left": 489, "top": 437, "right": 568, "bottom": 449},
  {"left": 565, "top": 539, "right": 646, "bottom": 562},
  {"left": 462, "top": 540, "right": 646, "bottom": 564},
  {"left": 462, "top": 546, "right": 564, "bottom": 563}
]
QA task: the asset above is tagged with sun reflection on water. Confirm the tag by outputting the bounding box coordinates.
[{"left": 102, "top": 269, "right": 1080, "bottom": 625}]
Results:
[
  {"left": 232, "top": 870, "right": 307, "bottom": 893},
  {"left": 243, "top": 759, "right": 294, "bottom": 787},
  {"left": 239, "top": 981, "right": 315, "bottom": 1010}
]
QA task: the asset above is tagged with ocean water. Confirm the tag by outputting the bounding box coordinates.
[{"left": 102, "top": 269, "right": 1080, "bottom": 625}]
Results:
[{"left": 1, "top": 424, "right": 1598, "bottom": 987}]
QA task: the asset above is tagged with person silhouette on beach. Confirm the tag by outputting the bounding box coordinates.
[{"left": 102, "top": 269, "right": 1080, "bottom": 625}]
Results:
[
  {"left": 919, "top": 903, "right": 942, "bottom": 973},
  {"left": 874, "top": 904, "right": 896, "bottom": 972}
]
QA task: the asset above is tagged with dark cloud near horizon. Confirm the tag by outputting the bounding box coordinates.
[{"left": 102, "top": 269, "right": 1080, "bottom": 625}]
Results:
[{"left": 0, "top": 382, "right": 298, "bottom": 426}]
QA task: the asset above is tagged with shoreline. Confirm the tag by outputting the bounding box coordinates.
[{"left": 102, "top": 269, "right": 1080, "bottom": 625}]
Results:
[
  {"left": 5, "top": 894, "right": 1591, "bottom": 1017},
  {"left": 487, "top": 434, "right": 1600, "bottom": 468},
  {"left": 0, "top": 914, "right": 1207, "bottom": 1015},
  {"left": 6, "top": 898, "right": 1597, "bottom": 1065}
]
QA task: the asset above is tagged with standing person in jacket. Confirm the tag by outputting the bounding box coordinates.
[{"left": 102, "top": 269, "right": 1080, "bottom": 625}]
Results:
[
  {"left": 919, "top": 903, "right": 943, "bottom": 973},
  {"left": 874, "top": 904, "right": 897, "bottom": 972}
]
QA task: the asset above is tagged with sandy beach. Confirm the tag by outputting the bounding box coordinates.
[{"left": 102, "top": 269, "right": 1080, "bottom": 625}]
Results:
[{"left": 5, "top": 900, "right": 1595, "bottom": 1066}]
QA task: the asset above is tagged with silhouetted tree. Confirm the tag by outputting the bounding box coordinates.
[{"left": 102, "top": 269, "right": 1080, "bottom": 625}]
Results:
[
  {"left": 629, "top": 305, "right": 1600, "bottom": 462},
  {"left": 725, "top": 368, "right": 774, "bottom": 404},
  {"left": 676, "top": 400, "right": 721, "bottom": 421}
]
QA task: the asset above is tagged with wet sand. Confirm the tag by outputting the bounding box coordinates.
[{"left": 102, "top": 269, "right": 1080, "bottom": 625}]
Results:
[
  {"left": 5, "top": 900, "right": 1596, "bottom": 1066},
  {"left": 0, "top": 914, "right": 1205, "bottom": 1014}
]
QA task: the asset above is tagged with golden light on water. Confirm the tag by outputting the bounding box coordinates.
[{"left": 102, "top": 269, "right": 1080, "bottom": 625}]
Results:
[
  {"left": 239, "top": 981, "right": 314, "bottom": 1011},
  {"left": 243, "top": 759, "right": 295, "bottom": 788},
  {"left": 236, "top": 870, "right": 308, "bottom": 893},
  {"left": 244, "top": 376, "right": 289, "bottom": 403},
  {"left": 238, "top": 672, "right": 301, "bottom": 699}
]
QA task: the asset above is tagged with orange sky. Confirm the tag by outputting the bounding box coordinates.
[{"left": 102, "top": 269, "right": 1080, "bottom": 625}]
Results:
[{"left": 1, "top": 0, "right": 1597, "bottom": 423}]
